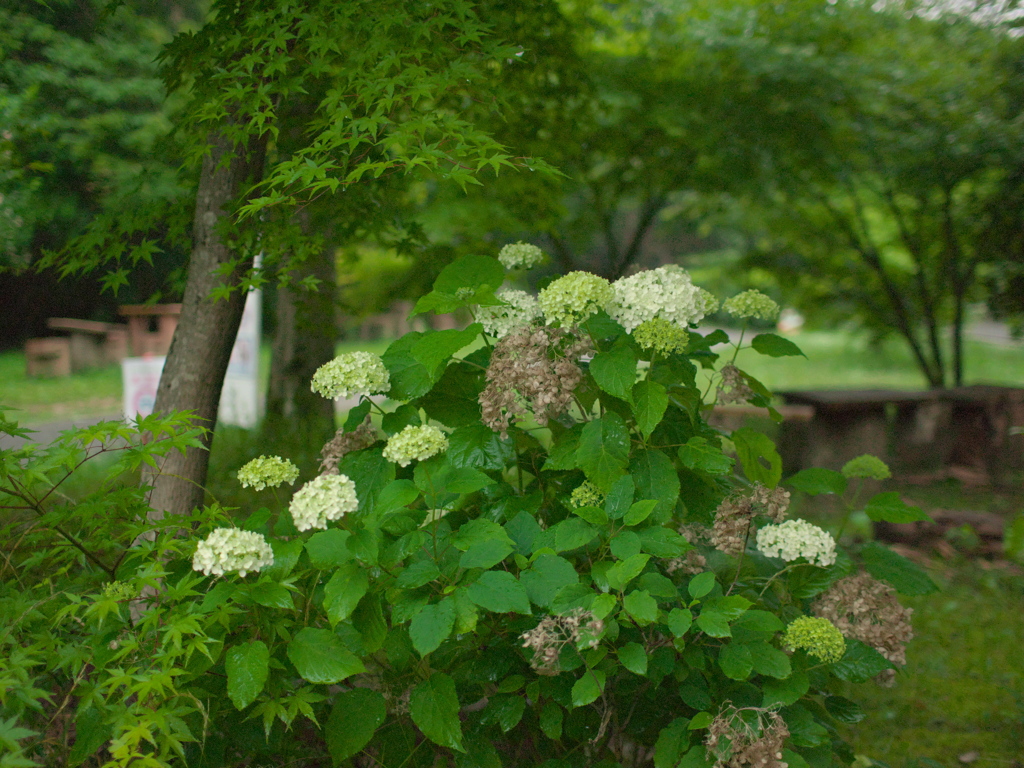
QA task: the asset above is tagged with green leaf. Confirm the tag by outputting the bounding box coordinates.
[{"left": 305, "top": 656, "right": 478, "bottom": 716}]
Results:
[
  {"left": 696, "top": 610, "right": 732, "bottom": 638},
  {"left": 678, "top": 437, "right": 734, "bottom": 475},
  {"left": 618, "top": 642, "right": 648, "bottom": 675},
  {"left": 732, "top": 610, "right": 785, "bottom": 634},
  {"left": 521, "top": 555, "right": 579, "bottom": 608},
  {"left": 830, "top": 638, "right": 895, "bottom": 682},
  {"left": 505, "top": 511, "right": 542, "bottom": 556},
  {"left": 606, "top": 553, "right": 651, "bottom": 592},
  {"left": 864, "top": 492, "right": 931, "bottom": 523},
  {"left": 410, "top": 598, "right": 457, "bottom": 656},
  {"left": 732, "top": 428, "right": 782, "bottom": 488},
  {"left": 861, "top": 541, "right": 938, "bottom": 595},
  {"left": 751, "top": 333, "right": 805, "bottom": 358},
  {"left": 459, "top": 539, "right": 513, "bottom": 569},
  {"left": 453, "top": 519, "right": 513, "bottom": 550},
  {"left": 540, "top": 703, "right": 564, "bottom": 740},
  {"left": 249, "top": 582, "right": 293, "bottom": 610},
  {"left": 591, "top": 593, "right": 618, "bottom": 619},
  {"left": 591, "top": 340, "right": 637, "bottom": 403},
  {"left": 288, "top": 628, "right": 365, "bottom": 684},
  {"left": 761, "top": 670, "right": 809, "bottom": 708},
  {"left": 447, "top": 425, "right": 514, "bottom": 470},
  {"left": 571, "top": 669, "right": 606, "bottom": 707},
  {"left": 305, "top": 529, "right": 352, "bottom": 569},
  {"left": 632, "top": 380, "right": 669, "bottom": 438},
  {"left": 325, "top": 564, "right": 369, "bottom": 623},
  {"left": 383, "top": 333, "right": 437, "bottom": 400},
  {"left": 545, "top": 518, "right": 599, "bottom": 553},
  {"left": 688, "top": 572, "right": 716, "bottom": 599},
  {"left": 824, "top": 696, "right": 866, "bottom": 725},
  {"left": 395, "top": 560, "right": 441, "bottom": 589},
  {"left": 572, "top": 505, "right": 609, "bottom": 525},
  {"left": 654, "top": 718, "right": 691, "bottom": 768},
  {"left": 577, "top": 412, "right": 631, "bottom": 491},
  {"left": 624, "top": 499, "right": 659, "bottom": 526},
  {"left": 786, "top": 468, "right": 847, "bottom": 496},
  {"left": 747, "top": 641, "right": 792, "bottom": 679},
  {"left": 703, "top": 595, "right": 752, "bottom": 620},
  {"left": 631, "top": 448, "right": 681, "bottom": 521},
  {"left": 550, "top": 584, "right": 596, "bottom": 615},
  {"left": 667, "top": 608, "right": 693, "bottom": 637},
  {"left": 326, "top": 689, "right": 387, "bottom": 764},
  {"left": 372, "top": 479, "right": 420, "bottom": 516},
  {"left": 339, "top": 447, "right": 395, "bottom": 512},
  {"left": 434, "top": 254, "right": 505, "bottom": 296},
  {"left": 226, "top": 641, "right": 269, "bottom": 710},
  {"left": 623, "top": 590, "right": 659, "bottom": 625},
  {"left": 412, "top": 324, "right": 483, "bottom": 371},
  {"left": 466, "top": 571, "right": 531, "bottom": 614},
  {"left": 718, "top": 643, "right": 753, "bottom": 680},
  {"left": 610, "top": 530, "right": 643, "bottom": 559},
  {"left": 410, "top": 673, "right": 465, "bottom": 752},
  {"left": 638, "top": 526, "right": 691, "bottom": 558},
  {"left": 688, "top": 712, "right": 713, "bottom": 730},
  {"left": 68, "top": 707, "right": 109, "bottom": 766},
  {"left": 605, "top": 474, "right": 636, "bottom": 519}
]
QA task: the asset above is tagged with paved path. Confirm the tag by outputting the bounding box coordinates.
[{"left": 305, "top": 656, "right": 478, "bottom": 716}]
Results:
[{"left": 1, "top": 411, "right": 123, "bottom": 451}]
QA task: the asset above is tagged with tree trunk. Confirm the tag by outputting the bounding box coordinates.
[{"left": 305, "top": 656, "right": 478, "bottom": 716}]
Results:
[
  {"left": 264, "top": 237, "right": 338, "bottom": 451},
  {"left": 145, "top": 132, "right": 266, "bottom": 520}
]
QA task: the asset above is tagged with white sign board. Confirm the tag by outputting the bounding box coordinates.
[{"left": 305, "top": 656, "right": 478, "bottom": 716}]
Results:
[{"left": 122, "top": 288, "right": 263, "bottom": 428}]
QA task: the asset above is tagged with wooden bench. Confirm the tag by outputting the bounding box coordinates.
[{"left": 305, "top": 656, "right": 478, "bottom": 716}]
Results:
[
  {"left": 46, "top": 317, "right": 129, "bottom": 368},
  {"left": 119, "top": 304, "right": 182, "bottom": 356}
]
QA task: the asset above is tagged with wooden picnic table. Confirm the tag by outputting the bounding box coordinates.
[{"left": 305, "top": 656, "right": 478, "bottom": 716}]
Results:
[
  {"left": 46, "top": 317, "right": 129, "bottom": 368},
  {"left": 118, "top": 304, "right": 182, "bottom": 356}
]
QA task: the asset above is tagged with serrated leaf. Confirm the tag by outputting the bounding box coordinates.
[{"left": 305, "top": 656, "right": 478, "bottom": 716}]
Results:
[
  {"left": 571, "top": 669, "right": 606, "bottom": 707},
  {"left": 409, "top": 598, "right": 456, "bottom": 656},
  {"left": 540, "top": 703, "right": 564, "bottom": 740},
  {"left": 864, "top": 492, "right": 931, "bottom": 523},
  {"left": 751, "top": 333, "right": 805, "bottom": 358},
  {"left": 654, "top": 718, "right": 691, "bottom": 768},
  {"left": 410, "top": 673, "right": 465, "bottom": 752},
  {"left": 732, "top": 428, "right": 782, "bottom": 488},
  {"left": 618, "top": 642, "right": 648, "bottom": 675},
  {"left": 824, "top": 695, "right": 866, "bottom": 724},
  {"left": 830, "top": 638, "right": 895, "bottom": 682},
  {"left": 305, "top": 529, "right": 352, "bottom": 569},
  {"left": 747, "top": 641, "right": 792, "bottom": 679},
  {"left": 521, "top": 554, "right": 579, "bottom": 608},
  {"left": 667, "top": 608, "right": 693, "bottom": 637},
  {"left": 632, "top": 379, "right": 668, "bottom": 438},
  {"left": 591, "top": 341, "right": 637, "bottom": 402},
  {"left": 688, "top": 572, "right": 716, "bottom": 599},
  {"left": 459, "top": 539, "right": 513, "bottom": 569},
  {"left": 718, "top": 643, "right": 753, "bottom": 680},
  {"left": 623, "top": 589, "right": 658, "bottom": 625},
  {"left": 678, "top": 437, "right": 734, "bottom": 475},
  {"left": 226, "top": 641, "right": 269, "bottom": 710},
  {"left": 466, "top": 571, "right": 531, "bottom": 614},
  {"left": 326, "top": 689, "right": 387, "bottom": 763},
  {"left": 861, "top": 541, "right": 938, "bottom": 595},
  {"left": 577, "top": 412, "right": 630, "bottom": 491},
  {"left": 288, "top": 628, "right": 365, "bottom": 684},
  {"left": 696, "top": 610, "right": 731, "bottom": 638},
  {"left": 761, "top": 669, "right": 809, "bottom": 707},
  {"left": 411, "top": 324, "right": 483, "bottom": 371},
  {"left": 447, "top": 425, "right": 514, "bottom": 470},
  {"left": 623, "top": 499, "right": 658, "bottom": 526},
  {"left": 325, "top": 564, "right": 369, "bottom": 623},
  {"left": 786, "top": 468, "right": 847, "bottom": 496},
  {"left": 606, "top": 553, "right": 650, "bottom": 592},
  {"left": 604, "top": 474, "right": 636, "bottom": 519}
]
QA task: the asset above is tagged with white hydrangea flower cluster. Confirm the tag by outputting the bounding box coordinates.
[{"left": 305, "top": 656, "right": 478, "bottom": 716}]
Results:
[
  {"left": 608, "top": 265, "right": 708, "bottom": 333},
  {"left": 193, "top": 528, "right": 274, "bottom": 577},
  {"left": 756, "top": 519, "right": 837, "bottom": 567},
  {"left": 537, "top": 271, "right": 612, "bottom": 327},
  {"left": 237, "top": 455, "right": 300, "bottom": 491},
  {"left": 722, "top": 289, "right": 780, "bottom": 321},
  {"left": 382, "top": 424, "right": 449, "bottom": 467},
  {"left": 477, "top": 289, "right": 542, "bottom": 339},
  {"left": 498, "top": 242, "right": 546, "bottom": 270},
  {"left": 289, "top": 474, "right": 359, "bottom": 532},
  {"left": 311, "top": 351, "right": 390, "bottom": 400}
]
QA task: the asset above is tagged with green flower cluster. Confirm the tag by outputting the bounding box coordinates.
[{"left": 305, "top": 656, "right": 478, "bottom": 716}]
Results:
[
  {"left": 842, "top": 454, "right": 892, "bottom": 480},
  {"left": 102, "top": 580, "right": 138, "bottom": 602},
  {"left": 498, "top": 241, "right": 546, "bottom": 270},
  {"left": 783, "top": 616, "right": 846, "bottom": 663},
  {"left": 237, "top": 455, "right": 300, "bottom": 491},
  {"left": 633, "top": 318, "right": 689, "bottom": 355},
  {"left": 723, "top": 289, "right": 780, "bottom": 321},
  {"left": 382, "top": 424, "right": 449, "bottom": 467},
  {"left": 569, "top": 480, "right": 605, "bottom": 508},
  {"left": 311, "top": 351, "right": 390, "bottom": 400},
  {"left": 538, "top": 271, "right": 612, "bottom": 327}
]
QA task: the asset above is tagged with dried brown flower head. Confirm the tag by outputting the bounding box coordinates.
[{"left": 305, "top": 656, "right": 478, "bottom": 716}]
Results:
[
  {"left": 520, "top": 609, "right": 604, "bottom": 675},
  {"left": 706, "top": 705, "right": 789, "bottom": 768},
  {"left": 666, "top": 549, "right": 708, "bottom": 576},
  {"left": 479, "top": 325, "right": 592, "bottom": 438},
  {"left": 717, "top": 364, "right": 756, "bottom": 406},
  {"left": 710, "top": 483, "right": 790, "bottom": 556},
  {"left": 320, "top": 415, "right": 378, "bottom": 475},
  {"left": 812, "top": 571, "right": 913, "bottom": 686}
]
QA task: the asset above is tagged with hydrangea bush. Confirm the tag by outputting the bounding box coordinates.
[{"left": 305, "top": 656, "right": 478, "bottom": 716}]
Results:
[{"left": 0, "top": 252, "right": 939, "bottom": 768}]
